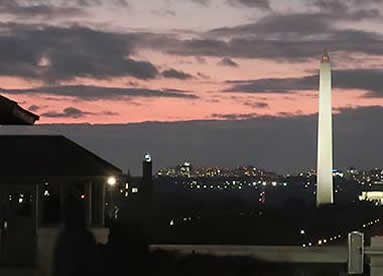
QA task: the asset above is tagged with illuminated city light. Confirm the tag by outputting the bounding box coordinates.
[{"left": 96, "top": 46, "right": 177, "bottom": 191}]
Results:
[
  {"left": 144, "top": 153, "right": 152, "bottom": 162},
  {"left": 107, "top": 176, "right": 117, "bottom": 186}
]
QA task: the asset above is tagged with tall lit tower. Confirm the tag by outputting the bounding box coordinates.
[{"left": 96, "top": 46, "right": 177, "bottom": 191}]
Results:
[
  {"left": 142, "top": 153, "right": 153, "bottom": 205},
  {"left": 316, "top": 49, "right": 334, "bottom": 206}
]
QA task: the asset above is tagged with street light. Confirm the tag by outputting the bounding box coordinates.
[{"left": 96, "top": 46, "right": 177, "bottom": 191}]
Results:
[
  {"left": 107, "top": 176, "right": 116, "bottom": 186},
  {"left": 106, "top": 176, "right": 118, "bottom": 223}
]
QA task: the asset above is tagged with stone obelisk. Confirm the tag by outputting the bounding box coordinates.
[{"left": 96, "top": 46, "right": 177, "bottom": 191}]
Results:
[{"left": 316, "top": 49, "right": 334, "bottom": 207}]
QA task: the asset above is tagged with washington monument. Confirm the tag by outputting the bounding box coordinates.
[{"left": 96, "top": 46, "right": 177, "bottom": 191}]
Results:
[{"left": 316, "top": 50, "right": 334, "bottom": 207}]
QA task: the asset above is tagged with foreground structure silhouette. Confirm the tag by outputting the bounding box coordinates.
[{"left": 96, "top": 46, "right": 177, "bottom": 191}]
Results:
[
  {"left": 0, "top": 135, "right": 122, "bottom": 269},
  {"left": 0, "top": 95, "right": 39, "bottom": 125}
]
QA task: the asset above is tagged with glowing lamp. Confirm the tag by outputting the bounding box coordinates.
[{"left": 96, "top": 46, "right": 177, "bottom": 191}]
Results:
[{"left": 107, "top": 176, "right": 117, "bottom": 186}]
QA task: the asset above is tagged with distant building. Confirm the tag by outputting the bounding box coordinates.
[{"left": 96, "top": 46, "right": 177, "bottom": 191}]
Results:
[
  {"left": 0, "top": 95, "right": 39, "bottom": 125},
  {"left": 119, "top": 171, "right": 141, "bottom": 199},
  {"left": 180, "top": 162, "right": 192, "bottom": 178}
]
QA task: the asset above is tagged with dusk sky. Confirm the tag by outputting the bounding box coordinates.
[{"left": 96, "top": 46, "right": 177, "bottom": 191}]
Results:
[{"left": 2, "top": 0, "right": 383, "bottom": 174}]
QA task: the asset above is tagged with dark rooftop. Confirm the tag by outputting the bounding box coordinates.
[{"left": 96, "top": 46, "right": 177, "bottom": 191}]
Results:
[
  {"left": 0, "top": 135, "right": 122, "bottom": 177},
  {"left": 0, "top": 95, "right": 39, "bottom": 125}
]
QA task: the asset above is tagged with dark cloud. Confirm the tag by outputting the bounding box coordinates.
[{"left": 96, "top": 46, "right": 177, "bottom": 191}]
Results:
[
  {"left": 352, "top": 0, "right": 383, "bottom": 5},
  {"left": 334, "top": 69, "right": 383, "bottom": 98},
  {"left": 147, "top": 27, "right": 383, "bottom": 62},
  {"left": 0, "top": 0, "right": 85, "bottom": 18},
  {"left": 208, "top": 10, "right": 382, "bottom": 40},
  {"left": 218, "top": 57, "right": 239, "bottom": 67},
  {"left": 38, "top": 0, "right": 130, "bottom": 7},
  {"left": 225, "top": 69, "right": 383, "bottom": 95},
  {"left": 197, "top": 72, "right": 210, "bottom": 79},
  {"left": 42, "top": 107, "right": 92, "bottom": 118},
  {"left": 152, "top": 9, "right": 176, "bottom": 17},
  {"left": 243, "top": 102, "right": 269, "bottom": 108},
  {"left": 195, "top": 56, "right": 207, "bottom": 64},
  {"left": 0, "top": 0, "right": 129, "bottom": 19},
  {"left": 148, "top": 9, "right": 379, "bottom": 62},
  {"left": 41, "top": 106, "right": 119, "bottom": 118},
  {"left": 0, "top": 85, "right": 198, "bottom": 100},
  {"left": 162, "top": 69, "right": 194, "bottom": 80},
  {"left": 87, "top": 0, "right": 128, "bottom": 6},
  {"left": 227, "top": 0, "right": 271, "bottom": 10},
  {"left": 0, "top": 4, "right": 84, "bottom": 19},
  {"left": 211, "top": 113, "right": 258, "bottom": 120},
  {"left": 191, "top": 0, "right": 210, "bottom": 6},
  {"left": 161, "top": 88, "right": 193, "bottom": 94},
  {"left": 225, "top": 76, "right": 317, "bottom": 93},
  {"left": 309, "top": 0, "right": 383, "bottom": 12},
  {"left": 311, "top": 0, "right": 348, "bottom": 12},
  {"left": 0, "top": 24, "right": 159, "bottom": 81},
  {"left": 1, "top": 17, "right": 382, "bottom": 83},
  {"left": 28, "top": 105, "right": 41, "bottom": 112},
  {"left": 0, "top": 6, "right": 382, "bottom": 82},
  {"left": 208, "top": 13, "right": 332, "bottom": 38}
]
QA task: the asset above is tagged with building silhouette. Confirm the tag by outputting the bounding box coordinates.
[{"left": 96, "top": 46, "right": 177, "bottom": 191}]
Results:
[
  {"left": 0, "top": 135, "right": 122, "bottom": 267},
  {"left": 142, "top": 153, "right": 153, "bottom": 207},
  {"left": 0, "top": 95, "right": 39, "bottom": 125}
]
